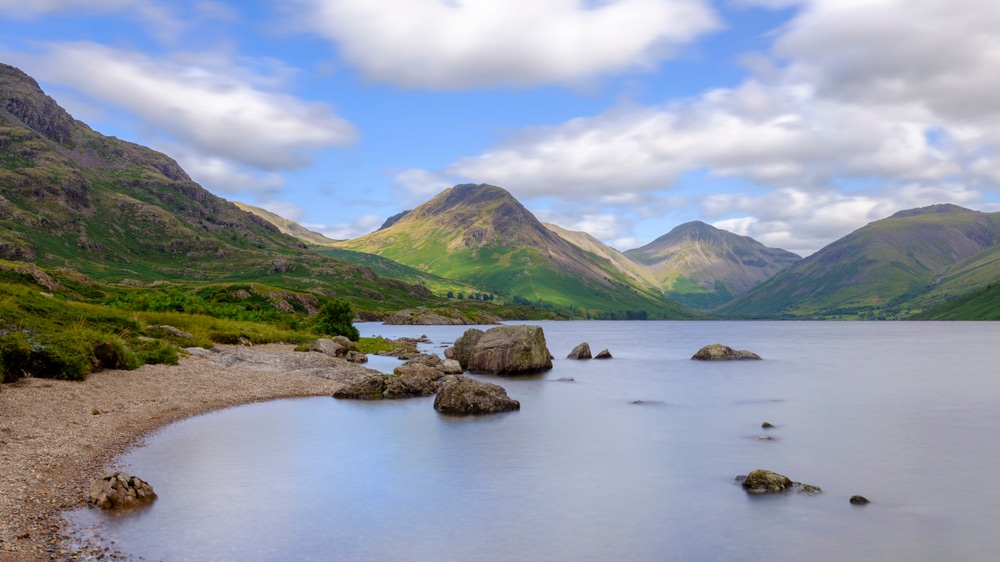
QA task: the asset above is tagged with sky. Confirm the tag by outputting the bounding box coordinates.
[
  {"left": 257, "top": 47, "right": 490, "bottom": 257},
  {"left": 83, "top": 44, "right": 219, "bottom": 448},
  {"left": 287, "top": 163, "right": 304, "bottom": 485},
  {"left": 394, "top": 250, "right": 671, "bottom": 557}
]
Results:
[{"left": 2, "top": 0, "right": 1000, "bottom": 256}]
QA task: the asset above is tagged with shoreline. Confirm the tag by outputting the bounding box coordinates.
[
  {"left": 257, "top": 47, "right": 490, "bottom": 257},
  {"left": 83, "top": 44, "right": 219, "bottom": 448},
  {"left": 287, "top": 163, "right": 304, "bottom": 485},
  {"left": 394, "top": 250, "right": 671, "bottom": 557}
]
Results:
[{"left": 0, "top": 344, "right": 364, "bottom": 560}]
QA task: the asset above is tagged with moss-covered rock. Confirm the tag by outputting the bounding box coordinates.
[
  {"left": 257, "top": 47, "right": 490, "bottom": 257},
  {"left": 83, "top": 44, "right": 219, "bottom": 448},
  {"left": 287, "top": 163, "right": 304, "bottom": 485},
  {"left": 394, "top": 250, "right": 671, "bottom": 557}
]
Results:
[
  {"left": 433, "top": 375, "right": 520, "bottom": 415},
  {"left": 692, "top": 343, "right": 761, "bottom": 361},
  {"left": 466, "top": 325, "right": 552, "bottom": 375}
]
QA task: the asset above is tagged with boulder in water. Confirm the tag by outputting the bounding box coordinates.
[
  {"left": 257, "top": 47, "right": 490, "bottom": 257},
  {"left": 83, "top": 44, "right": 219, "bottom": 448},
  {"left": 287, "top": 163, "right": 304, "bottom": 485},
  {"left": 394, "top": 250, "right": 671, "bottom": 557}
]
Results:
[
  {"left": 692, "top": 344, "right": 761, "bottom": 361},
  {"left": 433, "top": 375, "right": 520, "bottom": 415},
  {"left": 594, "top": 349, "right": 613, "bottom": 359},
  {"left": 566, "top": 342, "right": 592, "bottom": 359},
  {"left": 466, "top": 325, "right": 553, "bottom": 375}
]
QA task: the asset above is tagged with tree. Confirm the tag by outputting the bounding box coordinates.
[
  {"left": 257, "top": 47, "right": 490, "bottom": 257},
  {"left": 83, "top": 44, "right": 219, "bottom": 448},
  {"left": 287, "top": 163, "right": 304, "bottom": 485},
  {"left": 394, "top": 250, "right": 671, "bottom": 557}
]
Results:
[{"left": 314, "top": 299, "right": 360, "bottom": 341}]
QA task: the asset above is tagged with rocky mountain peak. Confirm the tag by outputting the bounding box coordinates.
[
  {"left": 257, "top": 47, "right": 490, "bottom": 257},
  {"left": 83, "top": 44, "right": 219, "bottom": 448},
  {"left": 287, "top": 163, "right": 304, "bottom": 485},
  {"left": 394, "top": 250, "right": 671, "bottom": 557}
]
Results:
[{"left": 0, "top": 63, "right": 77, "bottom": 144}]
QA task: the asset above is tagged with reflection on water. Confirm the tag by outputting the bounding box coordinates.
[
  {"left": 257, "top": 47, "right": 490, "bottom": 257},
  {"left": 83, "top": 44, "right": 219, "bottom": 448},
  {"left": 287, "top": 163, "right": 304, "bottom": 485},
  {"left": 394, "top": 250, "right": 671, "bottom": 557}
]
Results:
[{"left": 67, "top": 322, "right": 1000, "bottom": 561}]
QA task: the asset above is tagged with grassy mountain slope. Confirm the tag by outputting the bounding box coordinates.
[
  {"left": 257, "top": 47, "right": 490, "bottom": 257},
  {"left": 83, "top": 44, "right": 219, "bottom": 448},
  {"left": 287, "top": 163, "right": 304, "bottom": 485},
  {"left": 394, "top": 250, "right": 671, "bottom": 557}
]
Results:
[
  {"left": 335, "top": 184, "right": 701, "bottom": 318},
  {"left": 625, "top": 221, "right": 801, "bottom": 309},
  {"left": 543, "top": 222, "right": 661, "bottom": 290},
  {"left": 910, "top": 282, "right": 1000, "bottom": 320},
  {"left": 717, "top": 204, "right": 1000, "bottom": 318},
  {"left": 233, "top": 201, "right": 341, "bottom": 246},
  {"left": 0, "top": 62, "right": 435, "bottom": 313}
]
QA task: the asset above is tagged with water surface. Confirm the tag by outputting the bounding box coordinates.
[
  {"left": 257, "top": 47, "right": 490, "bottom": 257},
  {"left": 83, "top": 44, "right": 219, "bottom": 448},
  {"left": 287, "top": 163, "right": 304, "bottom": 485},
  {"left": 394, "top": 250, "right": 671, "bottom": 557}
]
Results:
[{"left": 68, "top": 321, "right": 1000, "bottom": 560}]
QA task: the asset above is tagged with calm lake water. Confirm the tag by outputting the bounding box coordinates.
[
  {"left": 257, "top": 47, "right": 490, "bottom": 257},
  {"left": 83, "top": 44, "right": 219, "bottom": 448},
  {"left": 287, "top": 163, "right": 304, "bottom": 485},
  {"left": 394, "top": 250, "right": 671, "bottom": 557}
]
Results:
[{"left": 67, "top": 321, "right": 1000, "bottom": 561}]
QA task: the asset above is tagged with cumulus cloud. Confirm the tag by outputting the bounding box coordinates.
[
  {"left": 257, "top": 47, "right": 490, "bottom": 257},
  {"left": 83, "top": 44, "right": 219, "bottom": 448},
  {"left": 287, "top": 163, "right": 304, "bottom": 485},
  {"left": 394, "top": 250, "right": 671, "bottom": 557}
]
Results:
[
  {"left": 774, "top": 0, "right": 1000, "bottom": 122},
  {"left": 446, "top": 81, "right": 958, "bottom": 196},
  {"left": 419, "top": 0, "right": 1000, "bottom": 252},
  {"left": 297, "top": 0, "right": 720, "bottom": 88},
  {"left": 304, "top": 214, "right": 384, "bottom": 240},
  {"left": 706, "top": 183, "right": 989, "bottom": 256},
  {"left": 18, "top": 43, "right": 356, "bottom": 171},
  {"left": 164, "top": 146, "right": 286, "bottom": 195}
]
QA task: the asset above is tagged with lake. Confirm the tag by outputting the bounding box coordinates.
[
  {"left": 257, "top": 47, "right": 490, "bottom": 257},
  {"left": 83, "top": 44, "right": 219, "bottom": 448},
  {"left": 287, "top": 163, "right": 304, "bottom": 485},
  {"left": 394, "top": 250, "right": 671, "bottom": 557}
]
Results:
[{"left": 66, "top": 321, "right": 1000, "bottom": 561}]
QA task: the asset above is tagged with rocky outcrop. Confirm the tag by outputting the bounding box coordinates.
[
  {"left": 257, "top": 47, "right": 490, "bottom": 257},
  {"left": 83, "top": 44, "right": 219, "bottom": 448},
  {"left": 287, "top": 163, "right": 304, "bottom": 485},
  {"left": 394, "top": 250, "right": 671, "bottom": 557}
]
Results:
[
  {"left": 445, "top": 328, "right": 484, "bottom": 369},
  {"left": 594, "top": 349, "right": 612, "bottom": 359},
  {"left": 465, "top": 325, "right": 552, "bottom": 375},
  {"left": 383, "top": 308, "right": 500, "bottom": 325},
  {"left": 433, "top": 375, "right": 520, "bottom": 414},
  {"left": 88, "top": 472, "right": 157, "bottom": 509},
  {"left": 310, "top": 337, "right": 366, "bottom": 363},
  {"left": 567, "top": 342, "right": 592, "bottom": 359},
  {"left": 692, "top": 343, "right": 761, "bottom": 360},
  {"left": 332, "top": 373, "right": 387, "bottom": 399},
  {"left": 333, "top": 363, "right": 447, "bottom": 400},
  {"left": 145, "top": 325, "right": 194, "bottom": 340},
  {"left": 737, "top": 469, "right": 821, "bottom": 495}
]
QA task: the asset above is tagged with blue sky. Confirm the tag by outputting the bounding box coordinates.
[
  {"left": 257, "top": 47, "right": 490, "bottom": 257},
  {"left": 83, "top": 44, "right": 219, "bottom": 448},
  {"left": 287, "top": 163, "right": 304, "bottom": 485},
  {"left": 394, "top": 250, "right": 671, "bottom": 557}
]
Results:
[{"left": 2, "top": 0, "right": 999, "bottom": 256}]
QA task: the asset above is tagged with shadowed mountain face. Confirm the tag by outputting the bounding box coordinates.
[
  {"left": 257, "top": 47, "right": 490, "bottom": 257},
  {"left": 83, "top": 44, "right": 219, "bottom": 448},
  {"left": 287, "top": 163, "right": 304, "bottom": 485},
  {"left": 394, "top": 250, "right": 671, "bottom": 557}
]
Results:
[
  {"left": 336, "top": 183, "right": 701, "bottom": 318},
  {"left": 0, "top": 62, "right": 431, "bottom": 307},
  {"left": 717, "top": 204, "right": 1000, "bottom": 318},
  {"left": 625, "top": 221, "right": 801, "bottom": 309}
]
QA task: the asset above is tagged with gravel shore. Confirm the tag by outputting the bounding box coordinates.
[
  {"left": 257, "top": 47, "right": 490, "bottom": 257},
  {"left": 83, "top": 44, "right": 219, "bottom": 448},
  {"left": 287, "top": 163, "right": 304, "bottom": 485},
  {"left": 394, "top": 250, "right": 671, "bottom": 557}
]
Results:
[{"left": 0, "top": 344, "right": 370, "bottom": 561}]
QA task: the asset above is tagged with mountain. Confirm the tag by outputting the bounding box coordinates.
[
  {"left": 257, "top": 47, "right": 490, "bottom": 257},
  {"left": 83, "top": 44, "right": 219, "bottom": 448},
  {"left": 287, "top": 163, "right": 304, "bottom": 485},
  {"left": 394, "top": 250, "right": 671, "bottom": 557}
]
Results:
[
  {"left": 0, "top": 62, "right": 432, "bottom": 310},
  {"left": 625, "top": 221, "right": 801, "bottom": 309},
  {"left": 335, "top": 183, "right": 702, "bottom": 318},
  {"left": 233, "top": 202, "right": 341, "bottom": 246},
  {"left": 542, "top": 222, "right": 661, "bottom": 290},
  {"left": 717, "top": 204, "right": 1000, "bottom": 318}
]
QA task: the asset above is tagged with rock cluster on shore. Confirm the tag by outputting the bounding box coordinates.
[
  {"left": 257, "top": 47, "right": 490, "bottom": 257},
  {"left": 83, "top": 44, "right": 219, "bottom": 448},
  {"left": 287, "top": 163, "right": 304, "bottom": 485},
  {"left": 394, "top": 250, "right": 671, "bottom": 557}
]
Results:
[{"left": 88, "top": 472, "right": 157, "bottom": 509}]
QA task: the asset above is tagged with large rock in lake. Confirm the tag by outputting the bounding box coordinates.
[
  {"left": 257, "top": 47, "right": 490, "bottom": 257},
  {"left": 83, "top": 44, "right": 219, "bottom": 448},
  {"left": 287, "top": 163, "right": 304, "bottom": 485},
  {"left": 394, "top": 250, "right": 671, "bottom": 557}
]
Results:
[
  {"left": 88, "top": 472, "right": 157, "bottom": 509},
  {"left": 692, "top": 343, "right": 761, "bottom": 361},
  {"left": 466, "top": 325, "right": 553, "bottom": 375},
  {"left": 445, "top": 328, "right": 485, "bottom": 369},
  {"left": 433, "top": 375, "right": 520, "bottom": 414}
]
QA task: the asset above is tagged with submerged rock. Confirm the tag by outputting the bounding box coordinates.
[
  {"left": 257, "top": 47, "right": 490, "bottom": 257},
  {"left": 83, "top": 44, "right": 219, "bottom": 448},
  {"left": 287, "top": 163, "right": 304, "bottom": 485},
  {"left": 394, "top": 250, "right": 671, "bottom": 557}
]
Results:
[
  {"left": 739, "top": 469, "right": 821, "bottom": 495},
  {"left": 761, "top": 421, "right": 775, "bottom": 429},
  {"left": 692, "top": 344, "right": 762, "bottom": 361},
  {"left": 850, "top": 495, "right": 871, "bottom": 505},
  {"left": 466, "top": 325, "right": 553, "bottom": 375},
  {"left": 433, "top": 375, "right": 520, "bottom": 415},
  {"left": 88, "top": 472, "right": 157, "bottom": 509},
  {"left": 566, "top": 342, "right": 592, "bottom": 359}
]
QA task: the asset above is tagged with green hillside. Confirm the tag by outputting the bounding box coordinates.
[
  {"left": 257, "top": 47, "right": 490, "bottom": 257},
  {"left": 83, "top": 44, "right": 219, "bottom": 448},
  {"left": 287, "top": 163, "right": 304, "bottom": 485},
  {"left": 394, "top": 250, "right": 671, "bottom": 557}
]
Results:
[
  {"left": 717, "top": 204, "right": 1000, "bottom": 319},
  {"left": 625, "top": 221, "right": 801, "bottom": 310},
  {"left": 336, "top": 184, "right": 702, "bottom": 319},
  {"left": 0, "top": 62, "right": 439, "bottom": 314},
  {"left": 911, "top": 283, "right": 1000, "bottom": 320}
]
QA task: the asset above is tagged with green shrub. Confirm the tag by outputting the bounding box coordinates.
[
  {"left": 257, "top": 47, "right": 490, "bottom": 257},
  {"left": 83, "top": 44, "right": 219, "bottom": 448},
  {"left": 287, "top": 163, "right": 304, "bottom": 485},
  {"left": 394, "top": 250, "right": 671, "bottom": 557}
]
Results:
[
  {"left": 314, "top": 299, "right": 360, "bottom": 341},
  {"left": 138, "top": 340, "right": 178, "bottom": 365},
  {"left": 0, "top": 331, "right": 34, "bottom": 382},
  {"left": 92, "top": 334, "right": 142, "bottom": 370}
]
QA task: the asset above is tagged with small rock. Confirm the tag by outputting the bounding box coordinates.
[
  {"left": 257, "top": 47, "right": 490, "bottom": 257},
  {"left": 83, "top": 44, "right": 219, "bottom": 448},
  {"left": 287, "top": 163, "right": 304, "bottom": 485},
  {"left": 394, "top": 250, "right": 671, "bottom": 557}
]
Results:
[
  {"left": 762, "top": 421, "right": 775, "bottom": 429},
  {"left": 344, "top": 350, "right": 368, "bottom": 363},
  {"left": 739, "top": 469, "right": 820, "bottom": 495},
  {"left": 566, "top": 342, "right": 592, "bottom": 359},
  {"left": 850, "top": 495, "right": 871, "bottom": 505},
  {"left": 757, "top": 435, "right": 775, "bottom": 441},
  {"left": 87, "top": 472, "right": 157, "bottom": 509},
  {"left": 91, "top": 408, "right": 100, "bottom": 415},
  {"left": 554, "top": 377, "right": 575, "bottom": 382},
  {"left": 594, "top": 349, "right": 612, "bottom": 359}
]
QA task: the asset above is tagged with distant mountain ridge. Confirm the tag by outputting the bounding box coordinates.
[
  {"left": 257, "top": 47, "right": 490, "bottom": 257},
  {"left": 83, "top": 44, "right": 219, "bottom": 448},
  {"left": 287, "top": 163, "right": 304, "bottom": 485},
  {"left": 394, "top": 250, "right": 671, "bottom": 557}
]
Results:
[
  {"left": 718, "top": 204, "right": 1000, "bottom": 318},
  {"left": 335, "top": 183, "right": 702, "bottom": 318},
  {"left": 625, "top": 221, "right": 801, "bottom": 309}
]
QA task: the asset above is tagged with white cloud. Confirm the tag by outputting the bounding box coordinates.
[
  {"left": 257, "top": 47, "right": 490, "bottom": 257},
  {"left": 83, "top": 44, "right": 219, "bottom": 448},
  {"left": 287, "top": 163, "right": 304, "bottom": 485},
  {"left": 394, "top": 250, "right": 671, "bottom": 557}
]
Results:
[
  {"left": 166, "top": 147, "right": 286, "bottom": 195},
  {"left": 445, "top": 81, "right": 957, "bottom": 197},
  {"left": 257, "top": 200, "right": 304, "bottom": 222},
  {"left": 297, "top": 0, "right": 721, "bottom": 88},
  {"left": 418, "top": 0, "right": 1000, "bottom": 253},
  {"left": 706, "top": 183, "right": 989, "bottom": 256},
  {"left": 17, "top": 43, "right": 356, "bottom": 171},
  {"left": 774, "top": 0, "right": 1000, "bottom": 122},
  {"left": 305, "top": 214, "right": 384, "bottom": 240},
  {"left": 393, "top": 169, "right": 456, "bottom": 198}
]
